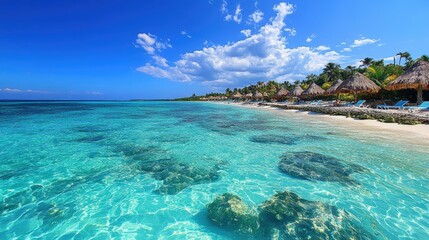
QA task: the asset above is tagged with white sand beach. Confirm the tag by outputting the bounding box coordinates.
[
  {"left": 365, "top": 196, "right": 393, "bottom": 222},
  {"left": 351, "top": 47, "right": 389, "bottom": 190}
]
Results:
[{"left": 217, "top": 102, "right": 429, "bottom": 147}]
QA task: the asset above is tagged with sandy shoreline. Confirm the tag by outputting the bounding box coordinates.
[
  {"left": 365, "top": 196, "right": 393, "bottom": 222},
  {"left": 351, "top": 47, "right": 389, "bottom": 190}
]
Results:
[{"left": 214, "top": 101, "right": 429, "bottom": 145}]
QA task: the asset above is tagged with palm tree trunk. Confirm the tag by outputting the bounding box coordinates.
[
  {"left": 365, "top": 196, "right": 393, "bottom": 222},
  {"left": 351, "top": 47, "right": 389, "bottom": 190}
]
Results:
[
  {"left": 417, "top": 85, "right": 423, "bottom": 105},
  {"left": 354, "top": 92, "right": 358, "bottom": 102}
]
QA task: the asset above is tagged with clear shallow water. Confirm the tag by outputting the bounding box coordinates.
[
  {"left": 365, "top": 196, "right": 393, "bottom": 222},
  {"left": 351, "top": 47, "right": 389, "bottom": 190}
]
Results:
[{"left": 0, "top": 101, "right": 427, "bottom": 239}]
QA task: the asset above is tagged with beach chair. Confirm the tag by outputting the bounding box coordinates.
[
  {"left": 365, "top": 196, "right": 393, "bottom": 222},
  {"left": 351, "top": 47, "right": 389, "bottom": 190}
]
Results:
[
  {"left": 376, "top": 100, "right": 409, "bottom": 109},
  {"left": 309, "top": 100, "right": 322, "bottom": 105},
  {"left": 346, "top": 100, "right": 366, "bottom": 107},
  {"left": 403, "top": 101, "right": 429, "bottom": 111}
]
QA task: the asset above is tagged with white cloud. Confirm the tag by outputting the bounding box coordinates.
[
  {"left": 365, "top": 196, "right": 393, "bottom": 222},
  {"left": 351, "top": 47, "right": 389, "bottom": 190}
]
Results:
[
  {"left": 0, "top": 88, "right": 49, "bottom": 94},
  {"left": 315, "top": 45, "right": 330, "bottom": 51},
  {"left": 377, "top": 43, "right": 385, "bottom": 47},
  {"left": 285, "top": 28, "right": 296, "bottom": 36},
  {"left": 306, "top": 34, "right": 315, "bottom": 43},
  {"left": 342, "top": 47, "right": 352, "bottom": 52},
  {"left": 225, "top": 14, "right": 232, "bottom": 21},
  {"left": 221, "top": 0, "right": 228, "bottom": 14},
  {"left": 152, "top": 55, "right": 169, "bottom": 67},
  {"left": 383, "top": 56, "right": 395, "bottom": 62},
  {"left": 86, "top": 91, "right": 102, "bottom": 95},
  {"left": 351, "top": 37, "right": 379, "bottom": 48},
  {"left": 137, "top": 2, "right": 342, "bottom": 87},
  {"left": 240, "top": 29, "right": 252, "bottom": 37},
  {"left": 181, "top": 30, "right": 192, "bottom": 39},
  {"left": 233, "top": 5, "right": 242, "bottom": 24},
  {"left": 249, "top": 10, "right": 264, "bottom": 23},
  {"left": 136, "top": 33, "right": 171, "bottom": 54},
  {"left": 341, "top": 42, "right": 346, "bottom": 45}
]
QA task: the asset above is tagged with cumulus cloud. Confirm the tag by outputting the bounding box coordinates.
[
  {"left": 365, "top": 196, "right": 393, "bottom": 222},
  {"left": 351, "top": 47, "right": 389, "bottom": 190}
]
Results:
[
  {"left": 221, "top": 0, "right": 228, "bottom": 14},
  {"left": 306, "top": 34, "right": 315, "bottom": 42},
  {"left": 152, "top": 55, "right": 169, "bottom": 67},
  {"left": 315, "top": 45, "right": 330, "bottom": 51},
  {"left": 351, "top": 37, "right": 379, "bottom": 48},
  {"left": 340, "top": 42, "right": 346, "bottom": 45},
  {"left": 233, "top": 5, "right": 242, "bottom": 24},
  {"left": 240, "top": 29, "right": 252, "bottom": 37},
  {"left": 137, "top": 2, "right": 342, "bottom": 87},
  {"left": 136, "top": 33, "right": 171, "bottom": 54},
  {"left": 249, "top": 10, "right": 264, "bottom": 23},
  {"left": 0, "top": 88, "right": 49, "bottom": 94},
  {"left": 383, "top": 56, "right": 395, "bottom": 62},
  {"left": 342, "top": 47, "right": 352, "bottom": 52},
  {"left": 285, "top": 28, "right": 296, "bottom": 36}
]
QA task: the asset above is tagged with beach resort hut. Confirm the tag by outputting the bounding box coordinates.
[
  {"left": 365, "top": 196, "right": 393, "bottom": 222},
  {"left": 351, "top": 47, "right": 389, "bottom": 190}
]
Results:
[
  {"left": 302, "top": 83, "right": 325, "bottom": 97},
  {"left": 245, "top": 93, "right": 253, "bottom": 100},
  {"left": 325, "top": 79, "right": 343, "bottom": 104},
  {"left": 325, "top": 79, "right": 343, "bottom": 95},
  {"left": 232, "top": 92, "right": 242, "bottom": 100},
  {"left": 276, "top": 87, "right": 289, "bottom": 101},
  {"left": 337, "top": 72, "right": 380, "bottom": 102},
  {"left": 289, "top": 85, "right": 304, "bottom": 97},
  {"left": 254, "top": 91, "right": 263, "bottom": 100},
  {"left": 385, "top": 60, "right": 429, "bottom": 104}
]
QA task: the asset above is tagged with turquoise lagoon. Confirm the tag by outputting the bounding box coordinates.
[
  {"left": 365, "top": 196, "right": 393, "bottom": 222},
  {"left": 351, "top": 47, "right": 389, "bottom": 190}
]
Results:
[{"left": 0, "top": 101, "right": 428, "bottom": 239}]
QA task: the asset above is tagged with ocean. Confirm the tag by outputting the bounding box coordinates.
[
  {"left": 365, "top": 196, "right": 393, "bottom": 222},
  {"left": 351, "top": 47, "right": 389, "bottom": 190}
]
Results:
[{"left": 0, "top": 101, "right": 428, "bottom": 239}]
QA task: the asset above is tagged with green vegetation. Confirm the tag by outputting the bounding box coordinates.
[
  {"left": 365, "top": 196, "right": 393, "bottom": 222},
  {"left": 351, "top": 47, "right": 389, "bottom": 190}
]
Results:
[{"left": 177, "top": 52, "right": 428, "bottom": 102}]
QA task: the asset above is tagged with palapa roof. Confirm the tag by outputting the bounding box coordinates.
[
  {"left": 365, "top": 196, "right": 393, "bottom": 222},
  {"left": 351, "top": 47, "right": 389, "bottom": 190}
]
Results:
[
  {"left": 254, "top": 91, "right": 263, "bottom": 98},
  {"left": 276, "top": 87, "right": 289, "bottom": 96},
  {"left": 289, "top": 85, "right": 304, "bottom": 96},
  {"left": 385, "top": 60, "right": 429, "bottom": 90},
  {"left": 262, "top": 92, "right": 268, "bottom": 97},
  {"left": 302, "top": 83, "right": 325, "bottom": 96},
  {"left": 337, "top": 72, "right": 380, "bottom": 94},
  {"left": 324, "top": 79, "right": 343, "bottom": 95},
  {"left": 232, "top": 92, "right": 242, "bottom": 98},
  {"left": 245, "top": 93, "right": 253, "bottom": 98}
]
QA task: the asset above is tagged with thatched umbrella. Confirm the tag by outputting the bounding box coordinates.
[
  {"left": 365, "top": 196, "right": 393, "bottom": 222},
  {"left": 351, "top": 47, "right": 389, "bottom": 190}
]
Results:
[
  {"left": 325, "top": 79, "right": 343, "bottom": 95},
  {"left": 245, "top": 93, "right": 253, "bottom": 99},
  {"left": 385, "top": 60, "right": 429, "bottom": 104},
  {"left": 302, "top": 83, "right": 325, "bottom": 97},
  {"left": 325, "top": 79, "right": 343, "bottom": 104},
  {"left": 289, "top": 85, "right": 304, "bottom": 97},
  {"left": 337, "top": 72, "right": 380, "bottom": 102},
  {"left": 232, "top": 92, "right": 242, "bottom": 99},
  {"left": 254, "top": 91, "right": 263, "bottom": 100},
  {"left": 276, "top": 87, "right": 289, "bottom": 97}
]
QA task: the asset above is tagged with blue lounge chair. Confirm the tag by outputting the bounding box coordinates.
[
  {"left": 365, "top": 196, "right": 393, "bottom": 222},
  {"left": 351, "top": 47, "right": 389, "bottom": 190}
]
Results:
[
  {"left": 309, "top": 100, "right": 322, "bottom": 105},
  {"left": 346, "top": 100, "right": 366, "bottom": 107},
  {"left": 403, "top": 101, "right": 429, "bottom": 111},
  {"left": 377, "top": 100, "right": 409, "bottom": 109}
]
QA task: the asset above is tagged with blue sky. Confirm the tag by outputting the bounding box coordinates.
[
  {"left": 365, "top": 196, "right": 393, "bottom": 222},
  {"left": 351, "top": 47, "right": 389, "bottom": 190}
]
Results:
[{"left": 1, "top": 0, "right": 428, "bottom": 100}]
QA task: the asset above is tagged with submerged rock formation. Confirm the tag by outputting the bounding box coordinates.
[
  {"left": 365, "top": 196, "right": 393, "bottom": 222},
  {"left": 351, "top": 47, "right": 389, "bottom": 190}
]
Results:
[
  {"left": 206, "top": 191, "right": 375, "bottom": 239},
  {"left": 278, "top": 151, "right": 367, "bottom": 184},
  {"left": 258, "top": 190, "right": 375, "bottom": 239},
  {"left": 207, "top": 193, "right": 260, "bottom": 234},
  {"left": 118, "top": 144, "right": 223, "bottom": 195},
  {"left": 139, "top": 159, "right": 222, "bottom": 195},
  {"left": 250, "top": 134, "right": 296, "bottom": 145}
]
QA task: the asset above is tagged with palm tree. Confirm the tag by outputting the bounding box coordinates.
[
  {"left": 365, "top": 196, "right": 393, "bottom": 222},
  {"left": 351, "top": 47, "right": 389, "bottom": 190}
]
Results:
[
  {"left": 419, "top": 55, "right": 429, "bottom": 62},
  {"left": 397, "top": 52, "right": 411, "bottom": 66},
  {"left": 360, "top": 57, "right": 374, "bottom": 68},
  {"left": 365, "top": 64, "right": 403, "bottom": 87},
  {"left": 322, "top": 63, "right": 341, "bottom": 82}
]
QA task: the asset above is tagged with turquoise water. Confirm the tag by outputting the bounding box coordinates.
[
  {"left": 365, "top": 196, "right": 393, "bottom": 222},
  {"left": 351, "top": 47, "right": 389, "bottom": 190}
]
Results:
[{"left": 0, "top": 101, "right": 428, "bottom": 239}]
